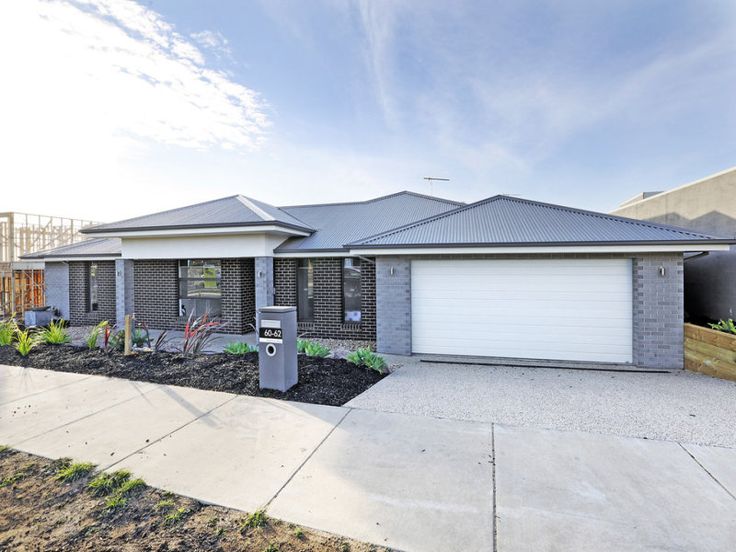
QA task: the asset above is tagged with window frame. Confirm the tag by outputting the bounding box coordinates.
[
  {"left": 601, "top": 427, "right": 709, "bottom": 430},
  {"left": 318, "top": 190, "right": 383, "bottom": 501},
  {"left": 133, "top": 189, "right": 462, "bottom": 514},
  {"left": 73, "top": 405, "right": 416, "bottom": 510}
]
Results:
[
  {"left": 88, "top": 262, "right": 98, "bottom": 312},
  {"left": 296, "top": 258, "right": 314, "bottom": 323},
  {"left": 342, "top": 258, "right": 362, "bottom": 324},
  {"left": 178, "top": 259, "right": 223, "bottom": 318}
]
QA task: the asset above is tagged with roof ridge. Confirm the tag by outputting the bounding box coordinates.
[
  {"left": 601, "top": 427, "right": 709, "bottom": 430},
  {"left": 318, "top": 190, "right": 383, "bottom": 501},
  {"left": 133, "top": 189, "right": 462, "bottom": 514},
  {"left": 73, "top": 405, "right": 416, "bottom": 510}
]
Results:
[
  {"left": 279, "top": 190, "right": 463, "bottom": 210},
  {"left": 235, "top": 195, "right": 275, "bottom": 222},
  {"left": 498, "top": 195, "right": 718, "bottom": 239},
  {"left": 350, "top": 194, "right": 718, "bottom": 246},
  {"left": 349, "top": 195, "right": 507, "bottom": 245},
  {"left": 83, "top": 195, "right": 242, "bottom": 233}
]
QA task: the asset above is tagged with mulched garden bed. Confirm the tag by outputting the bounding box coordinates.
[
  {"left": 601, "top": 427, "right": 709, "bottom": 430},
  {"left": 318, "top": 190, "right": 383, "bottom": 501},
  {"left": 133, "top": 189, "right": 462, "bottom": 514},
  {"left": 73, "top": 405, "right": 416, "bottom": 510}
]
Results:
[
  {"left": 0, "top": 448, "right": 388, "bottom": 551},
  {"left": 0, "top": 345, "right": 386, "bottom": 406}
]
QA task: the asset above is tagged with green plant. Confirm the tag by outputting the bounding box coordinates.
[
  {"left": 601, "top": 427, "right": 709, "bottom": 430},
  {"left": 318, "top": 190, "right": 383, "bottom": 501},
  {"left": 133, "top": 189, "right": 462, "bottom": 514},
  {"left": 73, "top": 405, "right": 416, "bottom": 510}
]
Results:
[
  {"left": 180, "top": 313, "right": 227, "bottom": 355},
  {"left": 709, "top": 319, "right": 736, "bottom": 335},
  {"left": 294, "top": 527, "right": 304, "bottom": 539},
  {"left": 85, "top": 321, "right": 109, "bottom": 349},
  {"left": 88, "top": 469, "right": 132, "bottom": 496},
  {"left": 40, "top": 320, "right": 71, "bottom": 345},
  {"left": 155, "top": 498, "right": 176, "bottom": 511},
  {"left": 14, "top": 328, "right": 40, "bottom": 357},
  {"left": 55, "top": 460, "right": 95, "bottom": 482},
  {"left": 0, "top": 469, "right": 29, "bottom": 488},
  {"left": 346, "top": 348, "right": 387, "bottom": 374},
  {"left": 264, "top": 544, "right": 279, "bottom": 552},
  {"left": 296, "top": 339, "right": 307, "bottom": 353},
  {"left": 223, "top": 342, "right": 258, "bottom": 355},
  {"left": 241, "top": 509, "right": 268, "bottom": 530},
  {"left": 108, "top": 329, "right": 125, "bottom": 352},
  {"left": 89, "top": 469, "right": 144, "bottom": 512},
  {"left": 0, "top": 316, "right": 18, "bottom": 346},
  {"left": 132, "top": 328, "right": 149, "bottom": 347},
  {"left": 0, "top": 445, "right": 9, "bottom": 454},
  {"left": 301, "top": 340, "right": 331, "bottom": 358},
  {"left": 164, "top": 506, "right": 190, "bottom": 525}
]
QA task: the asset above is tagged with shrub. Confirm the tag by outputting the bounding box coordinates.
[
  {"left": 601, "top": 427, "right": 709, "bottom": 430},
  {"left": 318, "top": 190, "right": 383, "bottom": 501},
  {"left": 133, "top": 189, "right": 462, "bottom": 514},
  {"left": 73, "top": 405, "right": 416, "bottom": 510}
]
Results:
[
  {"left": 0, "top": 317, "right": 18, "bottom": 346},
  {"left": 346, "top": 347, "right": 387, "bottom": 374},
  {"left": 180, "top": 313, "right": 227, "bottom": 355},
  {"left": 14, "top": 329, "right": 40, "bottom": 357},
  {"left": 224, "top": 342, "right": 258, "bottom": 355},
  {"left": 300, "top": 340, "right": 331, "bottom": 358},
  {"left": 709, "top": 319, "right": 736, "bottom": 335},
  {"left": 40, "top": 320, "right": 71, "bottom": 345},
  {"left": 153, "top": 330, "right": 171, "bottom": 353},
  {"left": 132, "top": 327, "right": 150, "bottom": 348},
  {"left": 85, "top": 321, "right": 109, "bottom": 349},
  {"left": 297, "top": 339, "right": 308, "bottom": 354}
]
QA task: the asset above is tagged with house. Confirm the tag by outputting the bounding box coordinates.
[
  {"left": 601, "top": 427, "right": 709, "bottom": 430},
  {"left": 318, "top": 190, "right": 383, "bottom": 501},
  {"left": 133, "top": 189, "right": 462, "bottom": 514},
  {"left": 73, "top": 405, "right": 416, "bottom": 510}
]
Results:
[
  {"left": 23, "top": 191, "right": 734, "bottom": 370},
  {"left": 612, "top": 166, "right": 736, "bottom": 322}
]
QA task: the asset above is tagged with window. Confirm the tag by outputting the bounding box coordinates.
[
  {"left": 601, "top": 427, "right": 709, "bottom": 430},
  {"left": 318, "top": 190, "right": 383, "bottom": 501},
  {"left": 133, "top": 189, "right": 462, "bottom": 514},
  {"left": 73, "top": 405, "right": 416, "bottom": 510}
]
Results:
[
  {"left": 88, "top": 262, "right": 98, "bottom": 312},
  {"left": 297, "top": 258, "right": 314, "bottom": 322},
  {"left": 343, "top": 258, "right": 362, "bottom": 322},
  {"left": 178, "top": 260, "right": 222, "bottom": 318}
]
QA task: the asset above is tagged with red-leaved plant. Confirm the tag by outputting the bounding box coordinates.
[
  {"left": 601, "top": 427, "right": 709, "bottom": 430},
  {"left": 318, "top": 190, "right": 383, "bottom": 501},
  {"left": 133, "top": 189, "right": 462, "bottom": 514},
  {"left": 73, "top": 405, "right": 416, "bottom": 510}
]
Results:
[{"left": 180, "top": 313, "right": 227, "bottom": 355}]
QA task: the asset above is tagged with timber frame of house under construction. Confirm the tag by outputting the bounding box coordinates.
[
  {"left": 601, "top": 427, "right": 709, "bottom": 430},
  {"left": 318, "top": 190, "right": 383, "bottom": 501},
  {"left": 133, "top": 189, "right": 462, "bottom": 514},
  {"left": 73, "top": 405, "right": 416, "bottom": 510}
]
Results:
[{"left": 0, "top": 212, "right": 98, "bottom": 317}]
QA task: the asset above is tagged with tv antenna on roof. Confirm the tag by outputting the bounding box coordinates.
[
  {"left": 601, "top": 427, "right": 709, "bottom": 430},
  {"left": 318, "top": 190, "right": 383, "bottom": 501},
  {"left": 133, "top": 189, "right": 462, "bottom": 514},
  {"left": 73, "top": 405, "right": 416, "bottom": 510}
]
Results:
[{"left": 423, "top": 176, "right": 450, "bottom": 196}]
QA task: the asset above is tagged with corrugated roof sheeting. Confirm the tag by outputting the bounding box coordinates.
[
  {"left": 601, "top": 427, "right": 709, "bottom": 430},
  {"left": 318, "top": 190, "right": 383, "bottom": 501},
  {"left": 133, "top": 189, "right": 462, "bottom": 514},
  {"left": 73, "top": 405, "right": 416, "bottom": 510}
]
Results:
[
  {"left": 84, "top": 196, "right": 312, "bottom": 233},
  {"left": 353, "top": 196, "right": 720, "bottom": 246},
  {"left": 22, "top": 238, "right": 121, "bottom": 258},
  {"left": 277, "top": 192, "right": 462, "bottom": 251}
]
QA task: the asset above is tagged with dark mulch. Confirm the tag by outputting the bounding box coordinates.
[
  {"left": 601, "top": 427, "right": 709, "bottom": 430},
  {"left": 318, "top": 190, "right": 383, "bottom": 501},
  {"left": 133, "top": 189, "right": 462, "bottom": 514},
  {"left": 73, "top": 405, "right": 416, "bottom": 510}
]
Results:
[{"left": 0, "top": 345, "right": 385, "bottom": 406}]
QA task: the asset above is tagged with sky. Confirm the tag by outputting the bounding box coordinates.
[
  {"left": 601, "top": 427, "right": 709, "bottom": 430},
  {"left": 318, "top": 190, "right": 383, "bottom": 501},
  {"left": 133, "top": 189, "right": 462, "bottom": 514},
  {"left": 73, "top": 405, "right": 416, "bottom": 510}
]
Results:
[{"left": 1, "top": 0, "right": 735, "bottom": 223}]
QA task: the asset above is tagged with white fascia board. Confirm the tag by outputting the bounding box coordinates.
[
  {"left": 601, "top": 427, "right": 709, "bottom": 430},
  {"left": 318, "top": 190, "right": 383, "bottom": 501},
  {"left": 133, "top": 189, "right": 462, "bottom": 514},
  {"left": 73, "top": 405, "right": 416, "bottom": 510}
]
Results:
[
  {"left": 274, "top": 250, "right": 352, "bottom": 258},
  {"left": 121, "top": 233, "right": 290, "bottom": 259},
  {"left": 348, "top": 243, "right": 732, "bottom": 256},
  {"left": 8, "top": 261, "right": 46, "bottom": 269},
  {"left": 20, "top": 257, "right": 119, "bottom": 263},
  {"left": 85, "top": 225, "right": 309, "bottom": 239}
]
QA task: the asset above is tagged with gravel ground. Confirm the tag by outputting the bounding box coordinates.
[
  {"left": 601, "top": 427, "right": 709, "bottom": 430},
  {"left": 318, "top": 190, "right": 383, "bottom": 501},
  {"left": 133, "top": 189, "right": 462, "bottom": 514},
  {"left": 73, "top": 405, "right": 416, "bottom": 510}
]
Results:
[{"left": 346, "top": 359, "right": 736, "bottom": 447}]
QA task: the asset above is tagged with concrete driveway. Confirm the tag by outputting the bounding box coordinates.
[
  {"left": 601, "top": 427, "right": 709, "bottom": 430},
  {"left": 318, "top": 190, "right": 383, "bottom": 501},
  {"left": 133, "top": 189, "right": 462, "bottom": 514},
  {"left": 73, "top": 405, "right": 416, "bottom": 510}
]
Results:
[
  {"left": 348, "top": 358, "right": 736, "bottom": 447},
  {"left": 1, "top": 364, "right": 735, "bottom": 551}
]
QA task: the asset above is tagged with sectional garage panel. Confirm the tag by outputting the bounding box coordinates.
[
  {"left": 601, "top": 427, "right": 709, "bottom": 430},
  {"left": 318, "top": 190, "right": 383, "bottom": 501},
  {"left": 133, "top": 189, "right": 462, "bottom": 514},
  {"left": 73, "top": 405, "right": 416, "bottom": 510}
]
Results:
[{"left": 410, "top": 259, "right": 633, "bottom": 363}]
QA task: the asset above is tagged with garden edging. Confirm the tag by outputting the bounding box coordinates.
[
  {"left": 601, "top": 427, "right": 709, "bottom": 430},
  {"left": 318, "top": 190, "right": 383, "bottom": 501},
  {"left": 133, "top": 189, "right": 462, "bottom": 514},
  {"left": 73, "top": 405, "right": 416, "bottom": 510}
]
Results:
[{"left": 684, "top": 323, "right": 736, "bottom": 382}]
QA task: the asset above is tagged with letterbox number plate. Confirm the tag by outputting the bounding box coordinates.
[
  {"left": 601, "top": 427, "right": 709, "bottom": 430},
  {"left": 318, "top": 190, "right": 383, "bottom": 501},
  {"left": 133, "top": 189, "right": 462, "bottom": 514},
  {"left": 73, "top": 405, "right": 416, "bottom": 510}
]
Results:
[{"left": 259, "top": 327, "right": 283, "bottom": 343}]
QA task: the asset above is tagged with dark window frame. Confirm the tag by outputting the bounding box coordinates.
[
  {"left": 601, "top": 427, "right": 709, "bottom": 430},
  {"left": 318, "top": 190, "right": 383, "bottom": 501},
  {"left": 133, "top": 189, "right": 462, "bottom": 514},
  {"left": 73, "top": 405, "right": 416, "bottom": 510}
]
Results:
[
  {"left": 88, "top": 262, "right": 98, "bottom": 312},
  {"left": 178, "top": 259, "right": 222, "bottom": 318},
  {"left": 342, "top": 258, "right": 362, "bottom": 324},
  {"left": 296, "top": 258, "right": 314, "bottom": 323}
]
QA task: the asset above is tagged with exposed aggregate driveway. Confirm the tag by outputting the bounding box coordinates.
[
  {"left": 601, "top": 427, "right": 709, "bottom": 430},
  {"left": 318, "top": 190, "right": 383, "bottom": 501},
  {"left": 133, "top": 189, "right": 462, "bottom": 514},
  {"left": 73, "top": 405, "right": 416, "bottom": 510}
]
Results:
[{"left": 347, "top": 357, "right": 736, "bottom": 448}]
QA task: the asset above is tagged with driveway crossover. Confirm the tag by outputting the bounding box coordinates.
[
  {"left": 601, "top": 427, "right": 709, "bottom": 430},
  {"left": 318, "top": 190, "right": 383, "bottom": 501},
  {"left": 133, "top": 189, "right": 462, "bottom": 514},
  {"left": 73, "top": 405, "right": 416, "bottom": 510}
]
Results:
[{"left": 1, "top": 363, "right": 735, "bottom": 551}]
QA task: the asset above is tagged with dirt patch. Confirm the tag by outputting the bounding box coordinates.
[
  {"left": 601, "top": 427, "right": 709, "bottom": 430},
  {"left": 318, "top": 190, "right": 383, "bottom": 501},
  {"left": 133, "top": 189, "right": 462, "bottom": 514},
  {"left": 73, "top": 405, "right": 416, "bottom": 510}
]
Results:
[
  {"left": 0, "top": 448, "right": 388, "bottom": 551},
  {"left": 0, "top": 345, "right": 385, "bottom": 407}
]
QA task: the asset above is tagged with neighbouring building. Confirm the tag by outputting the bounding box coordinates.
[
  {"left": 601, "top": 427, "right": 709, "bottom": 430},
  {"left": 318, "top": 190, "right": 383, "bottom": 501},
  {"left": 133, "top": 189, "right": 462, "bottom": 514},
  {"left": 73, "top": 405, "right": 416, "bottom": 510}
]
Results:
[
  {"left": 612, "top": 166, "right": 736, "bottom": 322},
  {"left": 24, "top": 191, "right": 734, "bottom": 370},
  {"left": 0, "top": 212, "right": 99, "bottom": 316}
]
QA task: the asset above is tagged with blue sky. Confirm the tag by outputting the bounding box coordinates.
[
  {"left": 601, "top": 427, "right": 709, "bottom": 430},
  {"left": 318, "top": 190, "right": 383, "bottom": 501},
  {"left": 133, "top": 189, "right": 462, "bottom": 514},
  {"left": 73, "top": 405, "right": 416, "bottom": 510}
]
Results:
[{"left": 2, "top": 1, "right": 735, "bottom": 222}]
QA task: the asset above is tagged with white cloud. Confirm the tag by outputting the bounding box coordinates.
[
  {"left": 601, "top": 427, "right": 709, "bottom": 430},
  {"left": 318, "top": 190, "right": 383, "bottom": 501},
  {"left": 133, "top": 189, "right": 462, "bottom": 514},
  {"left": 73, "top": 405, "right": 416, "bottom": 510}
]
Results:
[
  {"left": 0, "top": 0, "right": 271, "bottom": 219},
  {"left": 191, "top": 30, "right": 233, "bottom": 59}
]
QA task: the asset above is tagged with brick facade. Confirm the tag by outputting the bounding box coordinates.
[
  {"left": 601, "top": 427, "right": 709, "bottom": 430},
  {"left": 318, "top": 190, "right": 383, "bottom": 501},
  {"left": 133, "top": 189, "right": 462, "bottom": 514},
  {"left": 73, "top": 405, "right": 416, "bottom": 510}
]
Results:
[
  {"left": 133, "top": 258, "right": 256, "bottom": 334},
  {"left": 68, "top": 261, "right": 116, "bottom": 326},
  {"left": 374, "top": 253, "right": 684, "bottom": 369},
  {"left": 632, "top": 254, "right": 684, "bottom": 369},
  {"left": 274, "top": 257, "right": 377, "bottom": 340}
]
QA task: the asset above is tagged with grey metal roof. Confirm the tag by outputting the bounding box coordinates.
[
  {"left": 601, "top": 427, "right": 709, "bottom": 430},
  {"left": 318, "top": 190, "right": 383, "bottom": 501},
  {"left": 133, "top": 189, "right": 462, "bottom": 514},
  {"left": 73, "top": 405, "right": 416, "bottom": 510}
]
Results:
[
  {"left": 21, "top": 238, "right": 121, "bottom": 259},
  {"left": 83, "top": 195, "right": 312, "bottom": 234},
  {"left": 350, "top": 195, "right": 729, "bottom": 247},
  {"left": 276, "top": 192, "right": 463, "bottom": 251}
]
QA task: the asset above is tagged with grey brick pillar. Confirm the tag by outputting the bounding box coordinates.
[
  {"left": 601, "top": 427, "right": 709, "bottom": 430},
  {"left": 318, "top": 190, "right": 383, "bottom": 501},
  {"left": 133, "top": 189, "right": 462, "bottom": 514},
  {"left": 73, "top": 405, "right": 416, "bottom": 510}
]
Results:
[
  {"left": 376, "top": 256, "right": 412, "bottom": 355},
  {"left": 44, "top": 262, "right": 70, "bottom": 320},
  {"left": 632, "top": 254, "right": 684, "bottom": 369},
  {"left": 115, "top": 259, "right": 135, "bottom": 328},
  {"left": 255, "top": 256, "right": 274, "bottom": 309}
]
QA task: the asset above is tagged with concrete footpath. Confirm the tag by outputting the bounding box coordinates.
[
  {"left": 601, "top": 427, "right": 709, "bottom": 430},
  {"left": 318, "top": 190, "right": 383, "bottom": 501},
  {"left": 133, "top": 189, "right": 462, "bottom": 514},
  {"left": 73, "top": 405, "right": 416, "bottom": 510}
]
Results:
[{"left": 1, "top": 364, "right": 735, "bottom": 551}]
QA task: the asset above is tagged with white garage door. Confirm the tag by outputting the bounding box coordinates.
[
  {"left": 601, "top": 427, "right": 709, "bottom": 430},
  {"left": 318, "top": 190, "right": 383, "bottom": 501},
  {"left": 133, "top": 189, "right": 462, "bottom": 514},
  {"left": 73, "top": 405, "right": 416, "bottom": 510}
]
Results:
[{"left": 411, "top": 259, "right": 633, "bottom": 363}]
